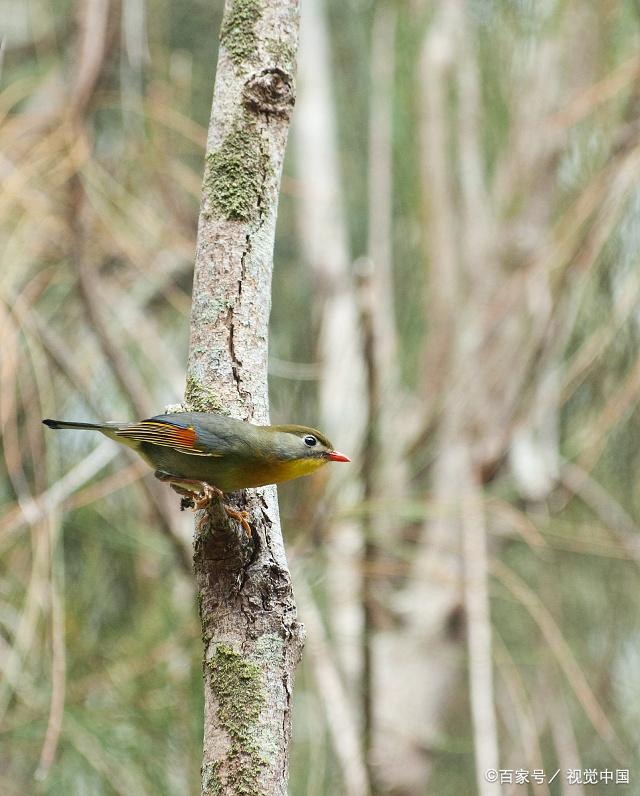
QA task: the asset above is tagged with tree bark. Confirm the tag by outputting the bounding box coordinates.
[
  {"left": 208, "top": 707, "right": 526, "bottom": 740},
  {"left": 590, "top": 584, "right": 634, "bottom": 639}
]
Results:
[{"left": 184, "top": 2, "right": 303, "bottom": 794}]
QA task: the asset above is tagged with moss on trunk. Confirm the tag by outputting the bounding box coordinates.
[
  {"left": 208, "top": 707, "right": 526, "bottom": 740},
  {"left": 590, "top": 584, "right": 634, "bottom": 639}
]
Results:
[{"left": 203, "top": 113, "right": 270, "bottom": 222}]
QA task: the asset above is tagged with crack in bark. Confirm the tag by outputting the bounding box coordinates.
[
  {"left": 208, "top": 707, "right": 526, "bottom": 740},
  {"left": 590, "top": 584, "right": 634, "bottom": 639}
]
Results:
[
  {"left": 228, "top": 315, "right": 242, "bottom": 390},
  {"left": 238, "top": 235, "right": 250, "bottom": 297},
  {"left": 226, "top": 169, "right": 268, "bottom": 409}
]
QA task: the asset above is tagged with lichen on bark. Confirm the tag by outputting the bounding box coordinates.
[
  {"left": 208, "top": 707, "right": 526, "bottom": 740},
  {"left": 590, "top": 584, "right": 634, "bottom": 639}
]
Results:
[
  {"left": 185, "top": 374, "right": 227, "bottom": 413},
  {"left": 202, "top": 761, "right": 223, "bottom": 796},
  {"left": 266, "top": 38, "right": 295, "bottom": 70},
  {"left": 204, "top": 113, "right": 270, "bottom": 221},
  {"left": 209, "top": 644, "right": 269, "bottom": 795},
  {"left": 220, "top": 0, "right": 263, "bottom": 66}
]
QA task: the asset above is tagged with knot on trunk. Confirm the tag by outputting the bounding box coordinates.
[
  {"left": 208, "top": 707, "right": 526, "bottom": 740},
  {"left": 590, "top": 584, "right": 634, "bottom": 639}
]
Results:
[{"left": 242, "top": 68, "right": 295, "bottom": 117}]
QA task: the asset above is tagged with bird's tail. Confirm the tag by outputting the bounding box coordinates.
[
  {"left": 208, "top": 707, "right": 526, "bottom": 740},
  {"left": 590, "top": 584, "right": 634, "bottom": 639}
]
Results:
[{"left": 43, "top": 419, "right": 106, "bottom": 431}]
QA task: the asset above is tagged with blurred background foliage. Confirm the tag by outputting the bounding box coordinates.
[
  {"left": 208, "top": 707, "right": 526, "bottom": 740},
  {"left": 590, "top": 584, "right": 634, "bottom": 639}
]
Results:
[{"left": 3, "top": 0, "right": 640, "bottom": 794}]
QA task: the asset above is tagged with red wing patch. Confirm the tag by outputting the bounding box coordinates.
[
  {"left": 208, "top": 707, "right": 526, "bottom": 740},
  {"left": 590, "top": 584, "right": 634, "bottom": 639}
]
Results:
[{"left": 115, "top": 421, "right": 217, "bottom": 456}]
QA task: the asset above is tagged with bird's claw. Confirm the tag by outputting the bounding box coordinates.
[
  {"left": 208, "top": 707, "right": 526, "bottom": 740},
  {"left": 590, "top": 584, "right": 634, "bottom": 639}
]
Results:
[
  {"left": 195, "top": 492, "right": 253, "bottom": 539},
  {"left": 194, "top": 485, "right": 252, "bottom": 538},
  {"left": 222, "top": 507, "right": 252, "bottom": 538},
  {"left": 156, "top": 471, "right": 252, "bottom": 537},
  {"left": 194, "top": 484, "right": 222, "bottom": 510}
]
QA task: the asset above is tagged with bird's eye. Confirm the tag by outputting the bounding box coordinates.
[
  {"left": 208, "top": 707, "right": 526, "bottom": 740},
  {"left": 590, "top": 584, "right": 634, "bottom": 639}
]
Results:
[{"left": 304, "top": 435, "right": 317, "bottom": 447}]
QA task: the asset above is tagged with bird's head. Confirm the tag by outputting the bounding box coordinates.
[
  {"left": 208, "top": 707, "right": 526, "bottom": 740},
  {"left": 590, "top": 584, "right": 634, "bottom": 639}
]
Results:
[{"left": 264, "top": 424, "right": 351, "bottom": 480}]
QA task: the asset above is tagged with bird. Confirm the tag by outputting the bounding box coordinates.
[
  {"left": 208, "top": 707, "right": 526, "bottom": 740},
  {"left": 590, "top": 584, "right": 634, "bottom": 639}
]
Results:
[{"left": 42, "top": 411, "right": 350, "bottom": 535}]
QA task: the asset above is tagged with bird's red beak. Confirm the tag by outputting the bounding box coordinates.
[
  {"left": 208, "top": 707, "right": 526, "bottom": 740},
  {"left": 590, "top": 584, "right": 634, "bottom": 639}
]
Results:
[{"left": 328, "top": 450, "right": 351, "bottom": 463}]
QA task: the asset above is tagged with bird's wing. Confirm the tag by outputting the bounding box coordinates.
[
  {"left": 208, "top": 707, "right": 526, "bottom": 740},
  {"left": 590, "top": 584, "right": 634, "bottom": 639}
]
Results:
[{"left": 115, "top": 419, "right": 220, "bottom": 457}]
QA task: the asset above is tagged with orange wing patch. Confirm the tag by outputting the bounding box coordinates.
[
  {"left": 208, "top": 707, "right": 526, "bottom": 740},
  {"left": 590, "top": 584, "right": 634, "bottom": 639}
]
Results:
[{"left": 115, "top": 421, "right": 218, "bottom": 456}]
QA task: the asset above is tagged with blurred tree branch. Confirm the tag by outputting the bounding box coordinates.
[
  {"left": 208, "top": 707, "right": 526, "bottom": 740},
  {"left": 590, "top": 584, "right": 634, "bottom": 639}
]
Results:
[
  {"left": 294, "top": 0, "right": 366, "bottom": 729},
  {"left": 66, "top": 0, "right": 192, "bottom": 574}
]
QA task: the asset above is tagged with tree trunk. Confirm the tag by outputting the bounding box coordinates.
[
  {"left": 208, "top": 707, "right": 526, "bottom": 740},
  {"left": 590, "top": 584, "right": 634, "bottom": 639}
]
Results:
[{"left": 184, "top": 2, "right": 303, "bottom": 794}]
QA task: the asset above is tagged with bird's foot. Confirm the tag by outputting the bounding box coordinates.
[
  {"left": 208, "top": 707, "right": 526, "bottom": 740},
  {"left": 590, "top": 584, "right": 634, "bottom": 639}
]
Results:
[
  {"left": 193, "top": 483, "right": 222, "bottom": 509},
  {"left": 194, "top": 486, "right": 252, "bottom": 537},
  {"left": 221, "top": 506, "right": 252, "bottom": 538},
  {"left": 154, "top": 471, "right": 252, "bottom": 536}
]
